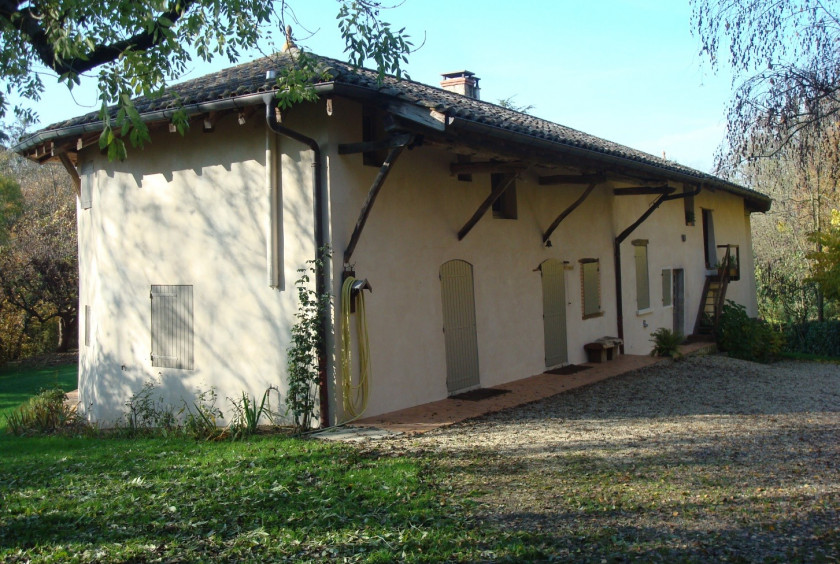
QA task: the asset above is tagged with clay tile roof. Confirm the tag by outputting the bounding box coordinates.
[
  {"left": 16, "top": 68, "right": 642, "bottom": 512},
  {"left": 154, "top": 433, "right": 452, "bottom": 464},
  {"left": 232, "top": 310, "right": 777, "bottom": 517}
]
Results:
[{"left": 20, "top": 51, "right": 770, "bottom": 211}]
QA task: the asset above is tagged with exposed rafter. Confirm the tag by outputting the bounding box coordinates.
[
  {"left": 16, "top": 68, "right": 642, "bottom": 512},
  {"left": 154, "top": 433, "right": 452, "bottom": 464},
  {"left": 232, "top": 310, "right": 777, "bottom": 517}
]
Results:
[
  {"left": 538, "top": 172, "right": 605, "bottom": 185},
  {"left": 542, "top": 181, "right": 599, "bottom": 245},
  {"left": 613, "top": 186, "right": 675, "bottom": 196},
  {"left": 449, "top": 160, "right": 526, "bottom": 176}
]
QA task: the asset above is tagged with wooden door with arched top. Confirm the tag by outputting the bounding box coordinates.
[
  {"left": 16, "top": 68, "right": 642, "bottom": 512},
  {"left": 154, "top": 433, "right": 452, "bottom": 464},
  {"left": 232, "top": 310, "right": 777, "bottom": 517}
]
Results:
[{"left": 440, "top": 260, "right": 480, "bottom": 394}]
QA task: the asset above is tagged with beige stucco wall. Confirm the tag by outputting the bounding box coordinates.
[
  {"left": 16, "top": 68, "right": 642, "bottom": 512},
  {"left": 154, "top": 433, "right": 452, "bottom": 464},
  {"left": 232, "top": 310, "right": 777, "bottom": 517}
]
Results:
[
  {"left": 77, "top": 113, "right": 315, "bottom": 424},
  {"left": 76, "top": 95, "right": 763, "bottom": 425}
]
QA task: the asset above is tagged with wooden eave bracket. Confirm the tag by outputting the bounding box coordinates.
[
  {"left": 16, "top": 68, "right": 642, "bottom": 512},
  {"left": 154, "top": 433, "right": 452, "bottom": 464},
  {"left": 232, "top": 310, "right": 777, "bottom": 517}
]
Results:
[
  {"left": 541, "top": 181, "right": 599, "bottom": 245},
  {"left": 57, "top": 152, "right": 81, "bottom": 198},
  {"left": 457, "top": 173, "right": 516, "bottom": 241},
  {"left": 449, "top": 160, "right": 526, "bottom": 176},
  {"left": 343, "top": 134, "right": 414, "bottom": 264}
]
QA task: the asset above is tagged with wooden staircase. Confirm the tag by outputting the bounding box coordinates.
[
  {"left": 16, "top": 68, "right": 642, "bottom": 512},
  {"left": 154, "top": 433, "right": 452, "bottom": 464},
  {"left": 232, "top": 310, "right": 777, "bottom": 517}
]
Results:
[{"left": 694, "top": 245, "right": 737, "bottom": 336}]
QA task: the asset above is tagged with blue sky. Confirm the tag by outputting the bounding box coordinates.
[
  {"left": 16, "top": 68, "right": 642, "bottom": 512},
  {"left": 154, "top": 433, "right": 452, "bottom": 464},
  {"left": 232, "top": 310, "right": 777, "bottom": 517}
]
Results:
[{"left": 18, "top": 0, "right": 735, "bottom": 172}]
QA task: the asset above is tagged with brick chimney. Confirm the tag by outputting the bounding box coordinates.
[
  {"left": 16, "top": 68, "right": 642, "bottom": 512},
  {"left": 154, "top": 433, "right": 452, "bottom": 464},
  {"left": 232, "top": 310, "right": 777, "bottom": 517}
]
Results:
[{"left": 440, "top": 71, "right": 480, "bottom": 99}]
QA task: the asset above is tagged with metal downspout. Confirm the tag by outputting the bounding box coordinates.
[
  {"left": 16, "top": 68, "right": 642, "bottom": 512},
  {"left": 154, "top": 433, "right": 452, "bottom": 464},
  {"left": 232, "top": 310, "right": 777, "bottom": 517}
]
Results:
[
  {"left": 614, "top": 185, "right": 702, "bottom": 347},
  {"left": 265, "top": 100, "right": 330, "bottom": 428}
]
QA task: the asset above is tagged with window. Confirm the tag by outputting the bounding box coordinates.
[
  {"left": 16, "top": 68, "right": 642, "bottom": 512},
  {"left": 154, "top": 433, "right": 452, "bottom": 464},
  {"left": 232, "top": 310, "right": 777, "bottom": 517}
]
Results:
[
  {"left": 684, "top": 186, "right": 696, "bottom": 225},
  {"left": 633, "top": 240, "right": 650, "bottom": 311},
  {"left": 84, "top": 305, "right": 91, "bottom": 347},
  {"left": 491, "top": 173, "right": 517, "bottom": 219},
  {"left": 362, "top": 106, "right": 387, "bottom": 167},
  {"left": 150, "top": 285, "right": 194, "bottom": 370},
  {"left": 580, "top": 259, "right": 602, "bottom": 319},
  {"left": 80, "top": 162, "right": 93, "bottom": 210},
  {"left": 662, "top": 269, "right": 673, "bottom": 307}
]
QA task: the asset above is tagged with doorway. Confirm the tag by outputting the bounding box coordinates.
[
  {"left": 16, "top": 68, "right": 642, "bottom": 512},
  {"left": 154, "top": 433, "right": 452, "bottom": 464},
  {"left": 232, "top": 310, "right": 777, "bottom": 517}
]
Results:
[
  {"left": 673, "top": 268, "right": 685, "bottom": 336},
  {"left": 540, "top": 259, "right": 568, "bottom": 367},
  {"left": 440, "top": 260, "right": 480, "bottom": 394}
]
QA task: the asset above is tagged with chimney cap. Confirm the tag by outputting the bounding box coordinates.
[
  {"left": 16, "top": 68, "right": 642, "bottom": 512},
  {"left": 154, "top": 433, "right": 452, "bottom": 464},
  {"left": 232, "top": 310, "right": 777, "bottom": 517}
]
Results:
[{"left": 441, "top": 70, "right": 476, "bottom": 79}]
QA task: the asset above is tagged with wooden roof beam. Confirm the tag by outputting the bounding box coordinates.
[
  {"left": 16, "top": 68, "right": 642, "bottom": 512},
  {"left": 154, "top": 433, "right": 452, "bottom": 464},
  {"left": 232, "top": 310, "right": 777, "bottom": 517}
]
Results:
[
  {"left": 457, "top": 173, "right": 516, "bottom": 241},
  {"left": 539, "top": 172, "right": 605, "bottom": 185},
  {"left": 613, "top": 186, "right": 674, "bottom": 196},
  {"left": 449, "top": 161, "right": 526, "bottom": 176}
]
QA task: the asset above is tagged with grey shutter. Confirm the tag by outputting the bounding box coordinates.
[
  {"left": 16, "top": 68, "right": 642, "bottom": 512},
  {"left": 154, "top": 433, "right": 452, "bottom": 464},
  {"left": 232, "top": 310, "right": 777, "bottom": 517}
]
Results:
[
  {"left": 151, "top": 285, "right": 194, "bottom": 370},
  {"left": 634, "top": 244, "right": 650, "bottom": 310},
  {"left": 541, "top": 259, "right": 568, "bottom": 367},
  {"left": 662, "top": 269, "right": 673, "bottom": 307},
  {"left": 582, "top": 261, "right": 600, "bottom": 317},
  {"left": 440, "top": 260, "right": 480, "bottom": 393},
  {"left": 80, "top": 162, "right": 93, "bottom": 210}
]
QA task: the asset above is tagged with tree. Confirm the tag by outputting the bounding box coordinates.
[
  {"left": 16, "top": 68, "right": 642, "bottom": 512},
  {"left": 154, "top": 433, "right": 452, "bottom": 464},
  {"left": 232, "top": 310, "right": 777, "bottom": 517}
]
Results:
[
  {"left": 691, "top": 0, "right": 840, "bottom": 167},
  {"left": 0, "top": 148, "right": 78, "bottom": 357},
  {"left": 807, "top": 210, "right": 840, "bottom": 301},
  {"left": 0, "top": 1, "right": 412, "bottom": 158}
]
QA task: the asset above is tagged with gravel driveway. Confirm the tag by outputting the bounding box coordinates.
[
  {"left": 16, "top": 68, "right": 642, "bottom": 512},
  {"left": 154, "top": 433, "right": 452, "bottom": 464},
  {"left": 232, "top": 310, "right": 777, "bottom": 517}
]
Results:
[{"left": 380, "top": 354, "right": 840, "bottom": 561}]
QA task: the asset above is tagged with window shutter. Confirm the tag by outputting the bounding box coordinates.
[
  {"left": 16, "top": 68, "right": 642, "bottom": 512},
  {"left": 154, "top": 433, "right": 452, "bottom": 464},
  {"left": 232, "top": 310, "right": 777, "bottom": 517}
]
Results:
[
  {"left": 150, "top": 285, "right": 194, "bottom": 370},
  {"left": 633, "top": 243, "right": 650, "bottom": 311},
  {"left": 662, "top": 269, "right": 673, "bottom": 307},
  {"left": 80, "top": 162, "right": 93, "bottom": 210}
]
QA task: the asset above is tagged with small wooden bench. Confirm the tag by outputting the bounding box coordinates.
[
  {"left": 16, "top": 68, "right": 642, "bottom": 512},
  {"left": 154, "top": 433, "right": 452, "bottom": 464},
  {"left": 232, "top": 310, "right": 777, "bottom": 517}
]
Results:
[{"left": 584, "top": 337, "right": 623, "bottom": 363}]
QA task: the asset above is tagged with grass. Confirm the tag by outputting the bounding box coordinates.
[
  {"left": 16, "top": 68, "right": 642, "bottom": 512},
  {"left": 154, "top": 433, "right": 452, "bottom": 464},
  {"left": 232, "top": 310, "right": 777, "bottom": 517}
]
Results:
[
  {"left": 2, "top": 360, "right": 837, "bottom": 562},
  {"left": 0, "top": 362, "right": 77, "bottom": 432},
  {"left": 779, "top": 350, "right": 840, "bottom": 363},
  {"left": 0, "top": 364, "right": 549, "bottom": 563}
]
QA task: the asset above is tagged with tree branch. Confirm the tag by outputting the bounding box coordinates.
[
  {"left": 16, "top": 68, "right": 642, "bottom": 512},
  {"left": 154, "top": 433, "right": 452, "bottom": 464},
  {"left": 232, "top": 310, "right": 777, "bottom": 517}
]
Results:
[{"left": 0, "top": 0, "right": 196, "bottom": 76}]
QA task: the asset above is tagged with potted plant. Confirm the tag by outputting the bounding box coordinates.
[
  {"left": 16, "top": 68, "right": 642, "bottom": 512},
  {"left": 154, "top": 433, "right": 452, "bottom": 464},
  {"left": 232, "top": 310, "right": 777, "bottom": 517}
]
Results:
[{"left": 684, "top": 210, "right": 696, "bottom": 226}]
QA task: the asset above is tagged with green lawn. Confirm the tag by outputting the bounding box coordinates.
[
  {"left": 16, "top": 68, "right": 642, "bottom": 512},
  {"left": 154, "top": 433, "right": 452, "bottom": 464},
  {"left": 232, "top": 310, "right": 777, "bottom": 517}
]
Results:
[
  {"left": 0, "top": 362, "right": 77, "bottom": 431},
  {"left": 0, "top": 367, "right": 547, "bottom": 563}
]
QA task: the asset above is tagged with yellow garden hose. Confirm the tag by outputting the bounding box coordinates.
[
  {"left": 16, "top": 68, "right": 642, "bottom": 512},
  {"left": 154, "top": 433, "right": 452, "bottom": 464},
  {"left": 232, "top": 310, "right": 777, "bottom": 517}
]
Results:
[{"left": 340, "top": 276, "right": 371, "bottom": 422}]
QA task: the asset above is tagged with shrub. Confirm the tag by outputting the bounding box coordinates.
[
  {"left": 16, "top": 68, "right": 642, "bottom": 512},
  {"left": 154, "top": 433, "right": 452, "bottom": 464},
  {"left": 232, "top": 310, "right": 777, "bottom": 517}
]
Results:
[
  {"left": 228, "top": 388, "right": 279, "bottom": 439},
  {"left": 181, "top": 387, "right": 227, "bottom": 441},
  {"left": 121, "top": 378, "right": 179, "bottom": 437},
  {"left": 716, "top": 301, "right": 784, "bottom": 363},
  {"left": 286, "top": 247, "right": 331, "bottom": 431},
  {"left": 5, "top": 387, "right": 80, "bottom": 436},
  {"left": 649, "top": 328, "right": 683, "bottom": 359},
  {"left": 782, "top": 321, "right": 840, "bottom": 357}
]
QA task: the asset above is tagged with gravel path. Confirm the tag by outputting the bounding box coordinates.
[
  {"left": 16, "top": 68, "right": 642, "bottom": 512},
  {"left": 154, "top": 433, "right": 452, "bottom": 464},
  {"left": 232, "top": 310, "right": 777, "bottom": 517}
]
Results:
[{"left": 379, "top": 355, "right": 840, "bottom": 561}]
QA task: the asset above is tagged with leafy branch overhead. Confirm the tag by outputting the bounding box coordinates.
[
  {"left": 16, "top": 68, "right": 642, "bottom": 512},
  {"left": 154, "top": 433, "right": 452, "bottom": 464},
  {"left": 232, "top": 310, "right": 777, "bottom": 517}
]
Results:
[
  {"left": 0, "top": 1, "right": 413, "bottom": 159},
  {"left": 691, "top": 0, "right": 840, "bottom": 167}
]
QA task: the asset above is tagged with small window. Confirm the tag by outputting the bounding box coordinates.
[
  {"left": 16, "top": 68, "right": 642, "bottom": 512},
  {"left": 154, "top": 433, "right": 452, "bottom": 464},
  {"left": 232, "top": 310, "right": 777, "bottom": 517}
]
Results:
[
  {"left": 491, "top": 173, "right": 517, "bottom": 219},
  {"left": 84, "top": 305, "right": 91, "bottom": 347},
  {"left": 151, "top": 285, "right": 194, "bottom": 370},
  {"left": 684, "top": 186, "right": 696, "bottom": 225},
  {"left": 633, "top": 240, "right": 650, "bottom": 311},
  {"left": 362, "top": 106, "right": 387, "bottom": 167},
  {"left": 80, "top": 162, "right": 93, "bottom": 210},
  {"left": 662, "top": 269, "right": 673, "bottom": 307},
  {"left": 580, "top": 259, "right": 602, "bottom": 319}
]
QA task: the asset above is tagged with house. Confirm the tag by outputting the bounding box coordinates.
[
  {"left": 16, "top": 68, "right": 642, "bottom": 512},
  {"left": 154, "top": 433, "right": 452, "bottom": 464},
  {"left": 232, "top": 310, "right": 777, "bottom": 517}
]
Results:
[{"left": 15, "top": 50, "right": 771, "bottom": 426}]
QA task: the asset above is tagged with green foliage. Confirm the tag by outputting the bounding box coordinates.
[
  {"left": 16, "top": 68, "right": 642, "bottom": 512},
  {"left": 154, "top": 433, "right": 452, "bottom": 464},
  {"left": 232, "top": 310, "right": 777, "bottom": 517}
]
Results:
[
  {"left": 0, "top": 362, "right": 77, "bottom": 429},
  {"left": 0, "top": 174, "right": 23, "bottom": 242},
  {"left": 337, "top": 1, "right": 413, "bottom": 81},
  {"left": 649, "top": 328, "right": 683, "bottom": 359},
  {"left": 716, "top": 301, "right": 783, "bottom": 363},
  {"left": 2, "top": 1, "right": 412, "bottom": 159},
  {"left": 274, "top": 51, "right": 334, "bottom": 110},
  {"left": 180, "top": 387, "right": 226, "bottom": 441},
  {"left": 782, "top": 321, "right": 840, "bottom": 358},
  {"left": 286, "top": 247, "right": 331, "bottom": 430},
  {"left": 5, "top": 387, "right": 79, "bottom": 436},
  {"left": 121, "top": 378, "right": 178, "bottom": 437},
  {"left": 756, "top": 260, "right": 824, "bottom": 325},
  {"left": 228, "top": 388, "right": 279, "bottom": 439},
  {"left": 807, "top": 223, "right": 840, "bottom": 302}
]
